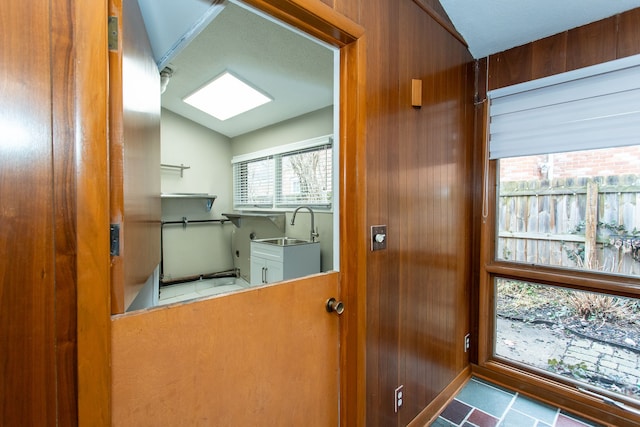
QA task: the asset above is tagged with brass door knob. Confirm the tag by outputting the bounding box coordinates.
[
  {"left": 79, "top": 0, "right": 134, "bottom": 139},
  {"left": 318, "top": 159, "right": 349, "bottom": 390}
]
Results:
[{"left": 326, "top": 298, "right": 344, "bottom": 315}]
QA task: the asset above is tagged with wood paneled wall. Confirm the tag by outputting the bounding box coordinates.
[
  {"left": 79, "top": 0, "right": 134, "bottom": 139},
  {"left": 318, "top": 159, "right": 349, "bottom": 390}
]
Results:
[
  {"left": 0, "top": 1, "right": 57, "bottom": 423},
  {"left": 0, "top": 0, "right": 92, "bottom": 424},
  {"left": 360, "top": 0, "right": 474, "bottom": 425},
  {"left": 488, "top": 8, "right": 640, "bottom": 91}
]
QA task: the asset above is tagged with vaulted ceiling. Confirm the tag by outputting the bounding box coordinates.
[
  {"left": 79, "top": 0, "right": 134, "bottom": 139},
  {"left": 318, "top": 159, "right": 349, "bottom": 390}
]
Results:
[
  {"left": 138, "top": 0, "right": 640, "bottom": 137},
  {"left": 440, "top": 0, "right": 640, "bottom": 58}
]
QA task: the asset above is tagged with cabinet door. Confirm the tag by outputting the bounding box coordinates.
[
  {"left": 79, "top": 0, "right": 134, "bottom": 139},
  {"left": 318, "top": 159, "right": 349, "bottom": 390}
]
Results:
[
  {"left": 251, "top": 257, "right": 284, "bottom": 284},
  {"left": 250, "top": 257, "right": 265, "bottom": 285},
  {"left": 264, "top": 259, "right": 284, "bottom": 283}
]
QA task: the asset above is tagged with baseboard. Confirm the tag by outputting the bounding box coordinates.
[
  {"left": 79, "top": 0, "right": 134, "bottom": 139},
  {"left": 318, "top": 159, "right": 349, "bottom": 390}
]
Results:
[{"left": 407, "top": 366, "right": 472, "bottom": 427}]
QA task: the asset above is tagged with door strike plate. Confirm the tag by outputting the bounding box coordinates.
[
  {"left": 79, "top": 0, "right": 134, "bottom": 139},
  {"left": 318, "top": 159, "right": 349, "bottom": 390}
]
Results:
[{"left": 371, "top": 225, "right": 387, "bottom": 251}]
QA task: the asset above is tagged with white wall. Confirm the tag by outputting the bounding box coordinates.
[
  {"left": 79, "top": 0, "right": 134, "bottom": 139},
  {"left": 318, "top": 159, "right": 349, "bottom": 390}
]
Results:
[
  {"left": 160, "top": 108, "right": 234, "bottom": 280},
  {"left": 231, "top": 106, "right": 333, "bottom": 156}
]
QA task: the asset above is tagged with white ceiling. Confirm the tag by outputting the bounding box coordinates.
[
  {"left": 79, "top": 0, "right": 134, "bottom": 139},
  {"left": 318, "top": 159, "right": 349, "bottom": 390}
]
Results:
[
  {"left": 139, "top": 0, "right": 335, "bottom": 138},
  {"left": 440, "top": 0, "right": 640, "bottom": 59},
  {"left": 138, "top": 0, "right": 640, "bottom": 137}
]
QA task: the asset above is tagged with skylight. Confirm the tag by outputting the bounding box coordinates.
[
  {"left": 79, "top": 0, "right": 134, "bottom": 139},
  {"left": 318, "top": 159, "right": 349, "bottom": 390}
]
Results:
[{"left": 183, "top": 71, "right": 272, "bottom": 121}]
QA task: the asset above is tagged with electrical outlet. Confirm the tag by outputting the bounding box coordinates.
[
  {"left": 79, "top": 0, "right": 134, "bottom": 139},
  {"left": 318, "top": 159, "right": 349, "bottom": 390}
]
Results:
[
  {"left": 464, "top": 333, "right": 471, "bottom": 352},
  {"left": 394, "top": 385, "right": 403, "bottom": 413}
]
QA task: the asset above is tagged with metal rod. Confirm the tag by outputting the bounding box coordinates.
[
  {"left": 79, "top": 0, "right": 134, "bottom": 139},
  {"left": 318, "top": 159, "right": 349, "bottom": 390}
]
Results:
[
  {"left": 161, "top": 218, "right": 228, "bottom": 226},
  {"left": 161, "top": 163, "right": 191, "bottom": 177},
  {"left": 577, "top": 387, "right": 640, "bottom": 416}
]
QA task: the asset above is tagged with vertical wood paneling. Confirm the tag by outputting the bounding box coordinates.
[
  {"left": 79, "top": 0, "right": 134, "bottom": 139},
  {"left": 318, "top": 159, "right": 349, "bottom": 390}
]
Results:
[
  {"left": 51, "top": 0, "right": 78, "bottom": 423},
  {"left": 489, "top": 44, "right": 532, "bottom": 90},
  {"left": 489, "top": 8, "right": 640, "bottom": 90},
  {"left": 362, "top": 0, "right": 397, "bottom": 425},
  {"left": 0, "top": 0, "right": 56, "bottom": 424},
  {"left": 566, "top": 16, "right": 617, "bottom": 71},
  {"left": 363, "top": 0, "right": 474, "bottom": 424},
  {"left": 618, "top": 8, "right": 640, "bottom": 58},
  {"left": 532, "top": 33, "right": 567, "bottom": 79}
]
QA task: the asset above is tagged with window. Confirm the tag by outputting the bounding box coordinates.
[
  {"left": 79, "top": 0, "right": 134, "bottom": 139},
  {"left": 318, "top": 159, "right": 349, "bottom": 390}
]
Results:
[
  {"left": 495, "top": 278, "right": 640, "bottom": 400},
  {"left": 486, "top": 54, "right": 640, "bottom": 404},
  {"left": 233, "top": 156, "right": 274, "bottom": 208},
  {"left": 233, "top": 136, "right": 333, "bottom": 210},
  {"left": 497, "top": 147, "right": 640, "bottom": 277}
]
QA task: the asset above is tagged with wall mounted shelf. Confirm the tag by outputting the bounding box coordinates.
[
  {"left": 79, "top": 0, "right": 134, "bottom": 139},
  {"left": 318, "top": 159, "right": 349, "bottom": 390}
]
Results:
[
  {"left": 161, "top": 193, "right": 217, "bottom": 211},
  {"left": 161, "top": 163, "right": 191, "bottom": 177},
  {"left": 222, "top": 212, "right": 286, "bottom": 232}
]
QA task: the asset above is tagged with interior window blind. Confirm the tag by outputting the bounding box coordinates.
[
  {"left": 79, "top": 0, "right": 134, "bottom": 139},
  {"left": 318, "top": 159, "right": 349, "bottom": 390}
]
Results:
[
  {"left": 231, "top": 135, "right": 333, "bottom": 210},
  {"left": 275, "top": 144, "right": 332, "bottom": 207},
  {"left": 488, "top": 53, "right": 640, "bottom": 159},
  {"left": 232, "top": 156, "right": 274, "bottom": 208}
]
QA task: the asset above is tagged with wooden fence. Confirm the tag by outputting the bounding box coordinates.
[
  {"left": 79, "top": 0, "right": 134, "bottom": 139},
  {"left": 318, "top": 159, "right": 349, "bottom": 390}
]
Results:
[{"left": 497, "top": 174, "right": 640, "bottom": 276}]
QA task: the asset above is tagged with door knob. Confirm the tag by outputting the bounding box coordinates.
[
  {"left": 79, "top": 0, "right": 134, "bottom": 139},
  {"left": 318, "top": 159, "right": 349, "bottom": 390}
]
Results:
[{"left": 326, "top": 298, "right": 344, "bottom": 315}]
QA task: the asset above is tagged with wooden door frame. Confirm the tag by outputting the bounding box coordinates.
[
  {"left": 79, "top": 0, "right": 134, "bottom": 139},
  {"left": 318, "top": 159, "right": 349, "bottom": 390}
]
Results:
[
  {"left": 76, "top": 0, "right": 367, "bottom": 425},
  {"left": 75, "top": 0, "right": 111, "bottom": 425}
]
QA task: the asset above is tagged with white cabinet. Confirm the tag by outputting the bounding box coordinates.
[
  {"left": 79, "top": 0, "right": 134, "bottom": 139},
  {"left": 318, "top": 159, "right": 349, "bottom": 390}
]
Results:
[
  {"left": 250, "top": 240, "right": 320, "bottom": 285},
  {"left": 251, "top": 256, "right": 284, "bottom": 285}
]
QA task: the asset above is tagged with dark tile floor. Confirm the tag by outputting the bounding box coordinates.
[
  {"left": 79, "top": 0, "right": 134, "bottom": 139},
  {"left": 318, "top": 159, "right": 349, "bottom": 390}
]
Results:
[{"left": 431, "top": 377, "right": 602, "bottom": 427}]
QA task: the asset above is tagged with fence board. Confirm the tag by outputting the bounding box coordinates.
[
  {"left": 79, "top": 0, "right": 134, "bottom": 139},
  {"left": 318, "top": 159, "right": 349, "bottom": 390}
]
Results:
[{"left": 498, "top": 175, "right": 640, "bottom": 274}]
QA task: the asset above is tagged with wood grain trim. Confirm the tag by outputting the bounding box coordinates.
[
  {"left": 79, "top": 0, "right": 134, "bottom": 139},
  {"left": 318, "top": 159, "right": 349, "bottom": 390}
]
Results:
[
  {"left": 75, "top": 0, "right": 112, "bottom": 424},
  {"left": 485, "top": 262, "right": 640, "bottom": 299},
  {"left": 339, "top": 36, "right": 368, "bottom": 427},
  {"left": 412, "top": 0, "right": 467, "bottom": 47},
  {"left": 109, "top": 0, "right": 125, "bottom": 314},
  {"left": 407, "top": 366, "right": 472, "bottom": 426},
  {"left": 476, "top": 99, "right": 496, "bottom": 365},
  {"left": 240, "top": 3, "right": 367, "bottom": 425},
  {"left": 242, "top": 0, "right": 364, "bottom": 46}
]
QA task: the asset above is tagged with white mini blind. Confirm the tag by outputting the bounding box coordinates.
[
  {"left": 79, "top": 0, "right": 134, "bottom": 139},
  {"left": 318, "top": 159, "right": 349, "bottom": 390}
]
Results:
[
  {"left": 488, "top": 54, "right": 640, "bottom": 159},
  {"left": 231, "top": 135, "right": 333, "bottom": 210},
  {"left": 232, "top": 156, "right": 274, "bottom": 208},
  {"left": 276, "top": 144, "right": 332, "bottom": 207}
]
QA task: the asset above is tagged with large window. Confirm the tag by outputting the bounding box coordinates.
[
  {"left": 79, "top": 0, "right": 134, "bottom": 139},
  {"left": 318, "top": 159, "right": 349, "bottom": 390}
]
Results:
[
  {"left": 486, "top": 54, "right": 640, "bottom": 406},
  {"left": 232, "top": 136, "right": 333, "bottom": 210},
  {"left": 497, "top": 147, "right": 640, "bottom": 277}
]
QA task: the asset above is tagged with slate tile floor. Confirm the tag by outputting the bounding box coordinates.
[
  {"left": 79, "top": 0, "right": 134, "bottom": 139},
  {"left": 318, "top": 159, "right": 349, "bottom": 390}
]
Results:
[{"left": 431, "top": 377, "right": 602, "bottom": 427}]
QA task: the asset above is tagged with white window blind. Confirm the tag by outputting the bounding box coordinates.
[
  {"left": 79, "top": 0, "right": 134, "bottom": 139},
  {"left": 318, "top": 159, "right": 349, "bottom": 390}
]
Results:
[
  {"left": 232, "top": 156, "right": 274, "bottom": 208},
  {"left": 488, "top": 54, "right": 640, "bottom": 159},
  {"left": 232, "top": 136, "right": 333, "bottom": 210},
  {"left": 276, "top": 144, "right": 332, "bottom": 207}
]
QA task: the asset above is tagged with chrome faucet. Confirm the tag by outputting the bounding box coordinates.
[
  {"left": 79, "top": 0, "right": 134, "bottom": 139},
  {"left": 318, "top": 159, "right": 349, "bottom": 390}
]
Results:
[{"left": 291, "top": 206, "right": 319, "bottom": 242}]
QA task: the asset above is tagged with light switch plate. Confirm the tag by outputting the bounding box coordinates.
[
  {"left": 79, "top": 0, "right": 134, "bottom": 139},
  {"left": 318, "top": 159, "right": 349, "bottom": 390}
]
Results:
[{"left": 371, "top": 225, "right": 387, "bottom": 251}]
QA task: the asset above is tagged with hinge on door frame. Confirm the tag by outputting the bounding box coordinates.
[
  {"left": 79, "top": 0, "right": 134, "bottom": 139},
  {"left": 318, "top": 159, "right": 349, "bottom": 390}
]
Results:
[
  {"left": 108, "top": 16, "right": 118, "bottom": 51},
  {"left": 110, "top": 224, "right": 120, "bottom": 256}
]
